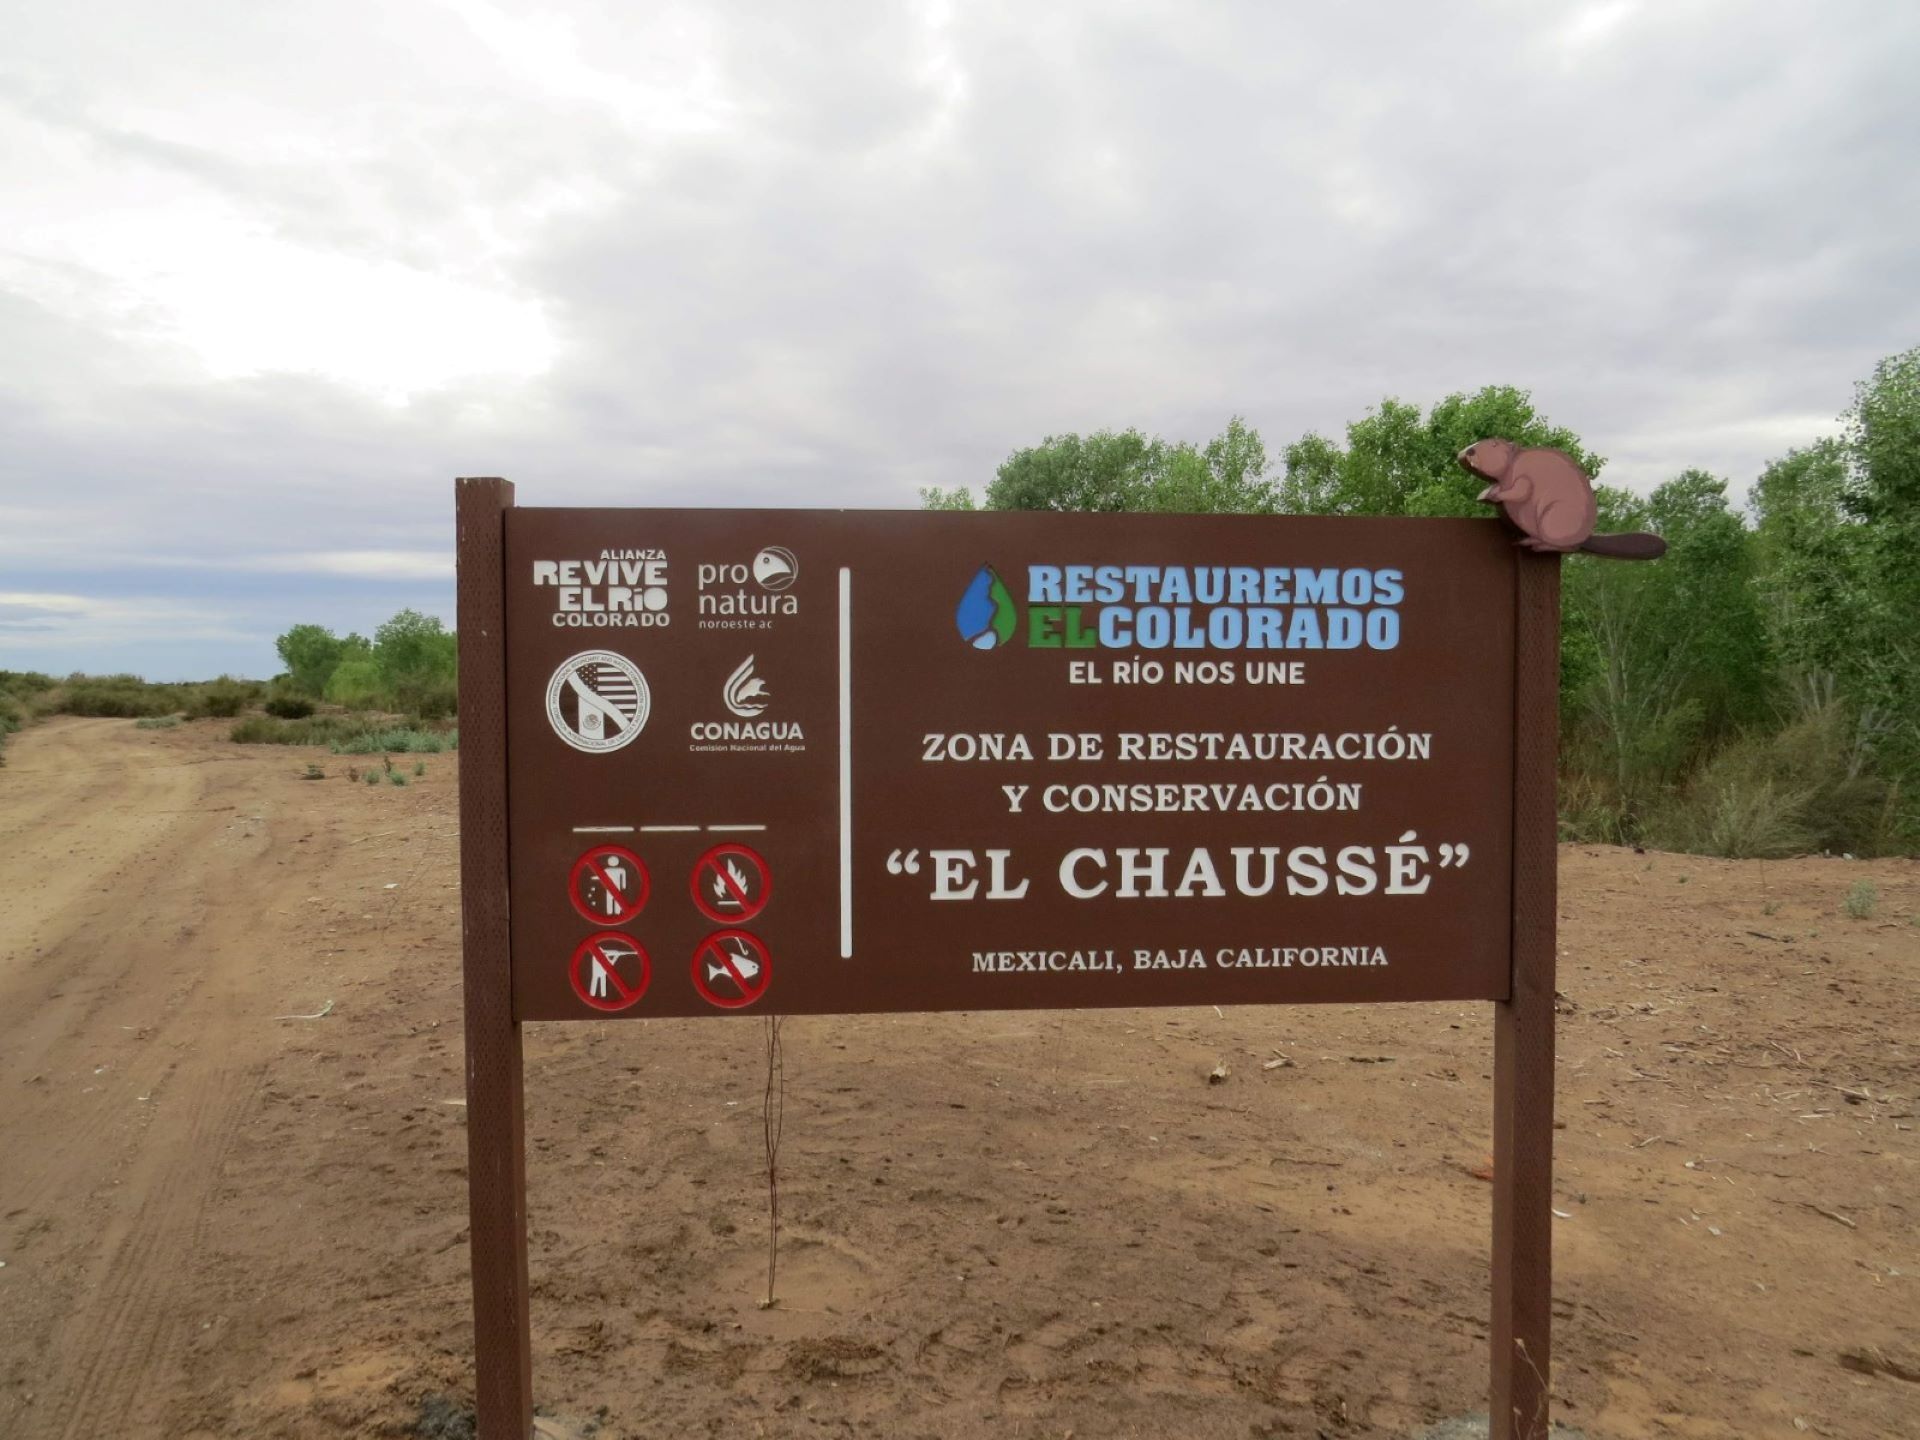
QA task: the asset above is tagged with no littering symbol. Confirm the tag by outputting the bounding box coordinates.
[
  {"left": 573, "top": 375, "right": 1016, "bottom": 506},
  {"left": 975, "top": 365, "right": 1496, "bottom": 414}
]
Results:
[
  {"left": 570, "top": 932, "right": 651, "bottom": 1012},
  {"left": 569, "top": 844, "right": 650, "bottom": 924},
  {"left": 692, "top": 930, "right": 771, "bottom": 1010},
  {"left": 690, "top": 844, "right": 771, "bottom": 924}
]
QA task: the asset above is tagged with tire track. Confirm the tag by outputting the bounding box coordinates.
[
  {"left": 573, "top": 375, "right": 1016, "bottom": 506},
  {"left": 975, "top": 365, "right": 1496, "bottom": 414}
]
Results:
[
  {"left": 0, "top": 719, "right": 284, "bottom": 1439},
  {"left": 50, "top": 1072, "right": 255, "bottom": 1440}
]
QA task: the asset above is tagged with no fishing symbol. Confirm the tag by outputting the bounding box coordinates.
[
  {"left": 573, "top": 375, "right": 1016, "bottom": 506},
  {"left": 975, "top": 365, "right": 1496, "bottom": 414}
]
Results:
[
  {"left": 691, "top": 930, "right": 771, "bottom": 1010},
  {"left": 690, "top": 843, "right": 771, "bottom": 923},
  {"left": 569, "top": 844, "right": 650, "bottom": 924},
  {"left": 569, "top": 933, "right": 652, "bottom": 1012}
]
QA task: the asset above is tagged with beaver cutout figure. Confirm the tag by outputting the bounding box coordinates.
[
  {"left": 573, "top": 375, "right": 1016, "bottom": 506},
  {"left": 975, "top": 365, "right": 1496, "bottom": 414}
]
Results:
[{"left": 1459, "top": 439, "right": 1667, "bottom": 560}]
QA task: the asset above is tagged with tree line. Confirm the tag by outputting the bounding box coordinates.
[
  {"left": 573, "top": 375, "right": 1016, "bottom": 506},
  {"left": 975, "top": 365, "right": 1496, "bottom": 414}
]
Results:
[{"left": 924, "top": 348, "right": 1920, "bottom": 857}]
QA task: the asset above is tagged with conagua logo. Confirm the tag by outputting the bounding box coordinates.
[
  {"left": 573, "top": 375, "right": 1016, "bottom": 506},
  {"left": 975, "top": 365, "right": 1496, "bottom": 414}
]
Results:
[
  {"left": 690, "top": 653, "right": 804, "bottom": 750},
  {"left": 546, "top": 650, "right": 650, "bottom": 753},
  {"left": 956, "top": 563, "right": 1019, "bottom": 650},
  {"left": 723, "top": 655, "right": 770, "bottom": 717}
]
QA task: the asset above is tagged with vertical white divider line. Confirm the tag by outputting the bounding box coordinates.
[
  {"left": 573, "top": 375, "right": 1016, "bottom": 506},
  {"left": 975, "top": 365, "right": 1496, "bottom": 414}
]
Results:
[{"left": 839, "top": 566, "right": 853, "bottom": 957}]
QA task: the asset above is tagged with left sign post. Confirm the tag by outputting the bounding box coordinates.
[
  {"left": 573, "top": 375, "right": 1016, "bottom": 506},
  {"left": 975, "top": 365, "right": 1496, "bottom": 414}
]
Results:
[{"left": 456, "top": 477, "right": 534, "bottom": 1439}]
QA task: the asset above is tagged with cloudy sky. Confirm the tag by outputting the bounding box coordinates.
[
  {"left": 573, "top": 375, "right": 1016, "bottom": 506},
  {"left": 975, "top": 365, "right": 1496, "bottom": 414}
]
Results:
[{"left": 2, "top": 1, "right": 1915, "bottom": 679}]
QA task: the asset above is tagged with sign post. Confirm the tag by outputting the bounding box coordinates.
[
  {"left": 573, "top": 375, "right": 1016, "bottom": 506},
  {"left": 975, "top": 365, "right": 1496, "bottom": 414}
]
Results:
[
  {"left": 1491, "top": 551, "right": 1561, "bottom": 1437},
  {"left": 455, "top": 477, "right": 533, "bottom": 1439},
  {"left": 454, "top": 461, "right": 1656, "bottom": 1439}
]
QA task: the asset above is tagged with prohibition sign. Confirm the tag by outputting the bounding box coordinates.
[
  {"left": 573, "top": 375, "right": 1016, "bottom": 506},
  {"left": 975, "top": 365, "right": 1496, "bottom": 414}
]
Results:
[
  {"left": 569, "top": 844, "right": 650, "bottom": 924},
  {"left": 692, "top": 930, "right": 771, "bottom": 1009},
  {"left": 570, "top": 932, "right": 651, "bottom": 1012},
  {"left": 690, "top": 843, "right": 772, "bottom": 924}
]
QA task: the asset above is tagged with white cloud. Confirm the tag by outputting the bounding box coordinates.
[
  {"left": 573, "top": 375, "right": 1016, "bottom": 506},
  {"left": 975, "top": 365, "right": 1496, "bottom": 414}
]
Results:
[
  {"left": 245, "top": 550, "right": 454, "bottom": 581},
  {"left": 1, "top": 0, "right": 1917, "bottom": 676},
  {"left": 0, "top": 591, "right": 248, "bottom": 650}
]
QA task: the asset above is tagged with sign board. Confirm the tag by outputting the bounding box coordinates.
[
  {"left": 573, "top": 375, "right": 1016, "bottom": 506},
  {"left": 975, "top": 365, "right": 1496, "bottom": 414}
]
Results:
[
  {"left": 503, "top": 511, "right": 1518, "bottom": 1020},
  {"left": 456, "top": 478, "right": 1571, "bottom": 1440}
]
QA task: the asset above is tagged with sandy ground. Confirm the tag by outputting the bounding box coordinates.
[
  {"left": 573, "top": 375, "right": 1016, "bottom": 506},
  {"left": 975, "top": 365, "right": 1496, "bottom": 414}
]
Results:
[{"left": 0, "top": 715, "right": 1915, "bottom": 1439}]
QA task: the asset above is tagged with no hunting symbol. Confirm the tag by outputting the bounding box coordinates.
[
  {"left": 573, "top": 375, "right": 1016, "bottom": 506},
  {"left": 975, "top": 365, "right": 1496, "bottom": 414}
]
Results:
[{"left": 569, "top": 933, "right": 651, "bottom": 1012}]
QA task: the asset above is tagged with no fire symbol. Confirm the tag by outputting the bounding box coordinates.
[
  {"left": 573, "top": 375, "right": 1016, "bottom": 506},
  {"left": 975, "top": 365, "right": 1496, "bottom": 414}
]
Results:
[
  {"left": 570, "top": 932, "right": 652, "bottom": 1012},
  {"left": 569, "top": 844, "right": 650, "bottom": 924},
  {"left": 691, "top": 930, "right": 771, "bottom": 1010},
  {"left": 690, "top": 844, "right": 771, "bottom": 923}
]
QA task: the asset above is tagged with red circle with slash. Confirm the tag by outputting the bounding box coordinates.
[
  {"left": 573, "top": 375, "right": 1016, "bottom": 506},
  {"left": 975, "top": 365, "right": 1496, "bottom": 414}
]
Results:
[
  {"left": 691, "top": 929, "right": 771, "bottom": 1009},
  {"left": 569, "top": 932, "right": 651, "bottom": 1012},
  {"left": 569, "top": 844, "right": 650, "bottom": 925},
  {"left": 690, "top": 843, "right": 772, "bottom": 924}
]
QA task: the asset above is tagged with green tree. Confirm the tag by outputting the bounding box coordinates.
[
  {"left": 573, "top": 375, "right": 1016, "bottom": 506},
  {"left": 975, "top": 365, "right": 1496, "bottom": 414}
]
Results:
[
  {"left": 1839, "top": 347, "right": 1920, "bottom": 769},
  {"left": 1278, "top": 386, "right": 1602, "bottom": 517},
  {"left": 275, "top": 624, "right": 348, "bottom": 698},
  {"left": 373, "top": 609, "right": 457, "bottom": 718},
  {"left": 374, "top": 610, "right": 455, "bottom": 687},
  {"left": 1561, "top": 470, "right": 1768, "bottom": 837},
  {"left": 324, "top": 655, "right": 384, "bottom": 709},
  {"left": 959, "top": 418, "right": 1278, "bottom": 516}
]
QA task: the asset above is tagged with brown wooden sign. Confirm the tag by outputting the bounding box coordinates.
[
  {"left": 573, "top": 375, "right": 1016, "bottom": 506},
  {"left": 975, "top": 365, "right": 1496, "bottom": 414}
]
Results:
[
  {"left": 456, "top": 467, "right": 1603, "bottom": 1440},
  {"left": 505, "top": 509, "right": 1517, "bottom": 1019}
]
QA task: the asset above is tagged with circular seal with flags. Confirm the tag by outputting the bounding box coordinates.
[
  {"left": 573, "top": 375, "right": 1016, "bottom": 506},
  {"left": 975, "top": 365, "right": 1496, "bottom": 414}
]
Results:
[{"left": 545, "top": 650, "right": 651, "bottom": 753}]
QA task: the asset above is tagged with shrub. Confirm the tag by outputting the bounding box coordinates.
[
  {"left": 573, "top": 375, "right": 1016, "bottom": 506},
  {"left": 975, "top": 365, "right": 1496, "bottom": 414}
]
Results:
[
  {"left": 389, "top": 770, "right": 408, "bottom": 786},
  {"left": 413, "top": 761, "right": 426, "bottom": 777},
  {"left": 229, "top": 714, "right": 442, "bottom": 748},
  {"left": 1642, "top": 698, "right": 1911, "bottom": 858},
  {"left": 0, "top": 670, "right": 56, "bottom": 696},
  {"left": 135, "top": 715, "right": 182, "bottom": 730},
  {"left": 189, "top": 676, "right": 256, "bottom": 719},
  {"left": 325, "top": 657, "right": 386, "bottom": 709},
  {"left": 302, "top": 763, "right": 326, "bottom": 780},
  {"left": 0, "top": 697, "right": 20, "bottom": 767},
  {"left": 328, "top": 727, "right": 457, "bottom": 756},
  {"left": 265, "top": 694, "right": 316, "bottom": 720},
  {"left": 56, "top": 674, "right": 183, "bottom": 718},
  {"left": 1843, "top": 881, "right": 1878, "bottom": 920},
  {"left": 363, "top": 769, "right": 381, "bottom": 786},
  {"left": 395, "top": 675, "right": 458, "bottom": 722}
]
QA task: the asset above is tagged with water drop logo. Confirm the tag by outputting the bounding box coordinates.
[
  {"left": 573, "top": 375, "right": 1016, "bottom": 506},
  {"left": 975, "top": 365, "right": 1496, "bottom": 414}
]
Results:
[{"left": 955, "top": 564, "right": 1018, "bottom": 650}]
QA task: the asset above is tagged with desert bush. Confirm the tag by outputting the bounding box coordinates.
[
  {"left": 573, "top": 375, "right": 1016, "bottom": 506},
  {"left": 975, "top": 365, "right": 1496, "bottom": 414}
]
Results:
[
  {"left": 1556, "top": 768, "right": 1631, "bottom": 845},
  {"left": 232, "top": 715, "right": 309, "bottom": 744},
  {"left": 231, "top": 714, "right": 366, "bottom": 745},
  {"left": 54, "top": 674, "right": 185, "bottom": 718},
  {"left": 389, "top": 770, "right": 408, "bottom": 786},
  {"left": 265, "top": 693, "right": 316, "bottom": 720},
  {"left": 394, "top": 674, "right": 458, "bottom": 722},
  {"left": 1658, "top": 774, "right": 1814, "bottom": 859},
  {"left": 328, "top": 727, "right": 457, "bottom": 756},
  {"left": 1843, "top": 880, "right": 1879, "bottom": 919},
  {"left": 363, "top": 769, "right": 381, "bottom": 786},
  {"left": 302, "top": 763, "right": 326, "bottom": 781},
  {"left": 1640, "top": 696, "right": 1911, "bottom": 857},
  {"left": 134, "top": 715, "right": 181, "bottom": 730},
  {"left": 188, "top": 676, "right": 257, "bottom": 719},
  {"left": 324, "top": 657, "right": 385, "bottom": 709},
  {"left": 0, "top": 697, "right": 20, "bottom": 767}
]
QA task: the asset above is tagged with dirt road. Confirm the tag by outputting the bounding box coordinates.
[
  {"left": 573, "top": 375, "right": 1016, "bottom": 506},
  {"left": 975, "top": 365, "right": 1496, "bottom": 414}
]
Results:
[{"left": 0, "top": 717, "right": 1915, "bottom": 1438}]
